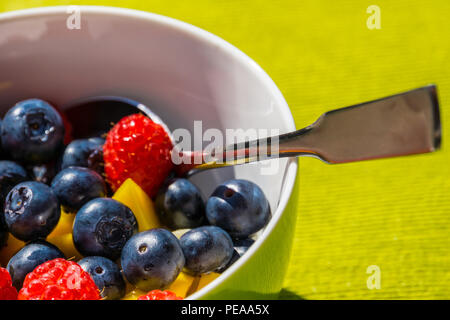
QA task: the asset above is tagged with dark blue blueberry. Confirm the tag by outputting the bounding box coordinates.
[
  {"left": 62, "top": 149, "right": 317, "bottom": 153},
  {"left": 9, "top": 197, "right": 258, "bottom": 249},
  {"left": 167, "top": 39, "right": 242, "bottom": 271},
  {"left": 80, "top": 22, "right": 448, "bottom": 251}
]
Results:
[
  {"left": 61, "top": 138, "right": 105, "bottom": 174},
  {"left": 4, "top": 181, "right": 60, "bottom": 242},
  {"left": 51, "top": 166, "right": 106, "bottom": 213},
  {"left": 121, "top": 229, "right": 185, "bottom": 291},
  {"left": 0, "top": 161, "right": 28, "bottom": 247},
  {"left": 0, "top": 160, "right": 28, "bottom": 208},
  {"left": 155, "top": 178, "right": 206, "bottom": 230},
  {"left": 206, "top": 179, "right": 271, "bottom": 239},
  {"left": 27, "top": 160, "right": 59, "bottom": 185},
  {"left": 216, "top": 249, "right": 240, "bottom": 273},
  {"left": 73, "top": 198, "right": 138, "bottom": 260},
  {"left": 6, "top": 240, "right": 64, "bottom": 289},
  {"left": 233, "top": 238, "right": 255, "bottom": 256},
  {"left": 216, "top": 238, "right": 255, "bottom": 273},
  {"left": 179, "top": 226, "right": 234, "bottom": 275},
  {"left": 0, "top": 160, "right": 28, "bottom": 200},
  {"left": 78, "top": 256, "right": 126, "bottom": 300},
  {"left": 87, "top": 148, "right": 104, "bottom": 176},
  {"left": 1, "top": 99, "right": 65, "bottom": 164},
  {"left": 26, "top": 144, "right": 64, "bottom": 186}
]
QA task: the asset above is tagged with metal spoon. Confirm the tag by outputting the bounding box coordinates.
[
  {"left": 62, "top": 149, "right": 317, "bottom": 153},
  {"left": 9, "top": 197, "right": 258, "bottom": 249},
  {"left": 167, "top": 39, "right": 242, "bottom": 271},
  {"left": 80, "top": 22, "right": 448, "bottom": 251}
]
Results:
[{"left": 63, "top": 85, "right": 441, "bottom": 177}]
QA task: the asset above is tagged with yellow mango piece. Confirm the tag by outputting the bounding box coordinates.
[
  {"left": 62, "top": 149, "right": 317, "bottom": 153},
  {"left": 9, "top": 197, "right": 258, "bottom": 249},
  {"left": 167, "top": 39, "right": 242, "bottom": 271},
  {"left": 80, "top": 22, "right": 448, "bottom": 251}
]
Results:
[
  {"left": 48, "top": 233, "right": 82, "bottom": 261},
  {"left": 195, "top": 272, "right": 221, "bottom": 292},
  {"left": 122, "top": 288, "right": 147, "bottom": 300},
  {"left": 113, "top": 178, "right": 161, "bottom": 232},
  {"left": 121, "top": 272, "right": 196, "bottom": 300},
  {"left": 168, "top": 272, "right": 196, "bottom": 298},
  {"left": 172, "top": 229, "right": 191, "bottom": 239},
  {"left": 48, "top": 209, "right": 75, "bottom": 239},
  {"left": 46, "top": 208, "right": 81, "bottom": 260},
  {"left": 122, "top": 281, "right": 146, "bottom": 300},
  {"left": 0, "top": 234, "right": 25, "bottom": 267}
]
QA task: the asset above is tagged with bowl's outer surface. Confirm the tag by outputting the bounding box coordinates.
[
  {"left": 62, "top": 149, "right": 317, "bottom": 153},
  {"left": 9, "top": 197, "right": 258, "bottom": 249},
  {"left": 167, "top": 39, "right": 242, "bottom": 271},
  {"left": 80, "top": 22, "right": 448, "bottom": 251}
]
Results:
[{"left": 0, "top": 6, "right": 298, "bottom": 299}]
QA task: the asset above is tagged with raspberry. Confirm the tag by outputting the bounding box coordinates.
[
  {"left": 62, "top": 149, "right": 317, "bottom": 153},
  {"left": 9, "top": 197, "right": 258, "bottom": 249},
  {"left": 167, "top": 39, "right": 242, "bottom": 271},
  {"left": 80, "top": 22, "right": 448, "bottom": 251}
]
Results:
[
  {"left": 138, "top": 290, "right": 183, "bottom": 300},
  {"left": 18, "top": 258, "right": 100, "bottom": 300},
  {"left": 103, "top": 114, "right": 173, "bottom": 198},
  {"left": 0, "top": 267, "right": 18, "bottom": 300}
]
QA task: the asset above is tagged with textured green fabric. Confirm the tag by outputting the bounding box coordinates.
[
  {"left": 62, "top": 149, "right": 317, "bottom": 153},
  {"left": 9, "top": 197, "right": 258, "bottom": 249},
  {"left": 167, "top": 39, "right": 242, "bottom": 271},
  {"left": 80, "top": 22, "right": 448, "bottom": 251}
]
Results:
[{"left": 1, "top": 0, "right": 449, "bottom": 300}]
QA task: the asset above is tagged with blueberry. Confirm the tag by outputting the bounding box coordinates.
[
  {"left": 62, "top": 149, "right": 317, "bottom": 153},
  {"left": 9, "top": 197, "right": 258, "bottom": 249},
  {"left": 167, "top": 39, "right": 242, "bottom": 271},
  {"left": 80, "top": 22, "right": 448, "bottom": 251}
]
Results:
[
  {"left": 121, "top": 229, "right": 185, "bottom": 291},
  {"left": 7, "top": 240, "right": 65, "bottom": 289},
  {"left": 233, "top": 238, "right": 255, "bottom": 256},
  {"left": 73, "top": 198, "right": 138, "bottom": 260},
  {"left": 0, "top": 161, "right": 29, "bottom": 247},
  {"left": 155, "top": 178, "right": 206, "bottom": 230},
  {"left": 216, "top": 238, "right": 255, "bottom": 273},
  {"left": 87, "top": 148, "right": 104, "bottom": 176},
  {"left": 1, "top": 99, "right": 65, "bottom": 164},
  {"left": 4, "top": 181, "right": 60, "bottom": 242},
  {"left": 26, "top": 144, "right": 64, "bottom": 185},
  {"left": 179, "top": 226, "right": 234, "bottom": 275},
  {"left": 206, "top": 179, "right": 271, "bottom": 239},
  {"left": 0, "top": 161, "right": 28, "bottom": 208},
  {"left": 51, "top": 167, "right": 106, "bottom": 213},
  {"left": 216, "top": 249, "right": 240, "bottom": 273},
  {"left": 27, "top": 161, "right": 59, "bottom": 185},
  {"left": 61, "top": 138, "right": 105, "bottom": 174},
  {"left": 78, "top": 256, "right": 126, "bottom": 300}
]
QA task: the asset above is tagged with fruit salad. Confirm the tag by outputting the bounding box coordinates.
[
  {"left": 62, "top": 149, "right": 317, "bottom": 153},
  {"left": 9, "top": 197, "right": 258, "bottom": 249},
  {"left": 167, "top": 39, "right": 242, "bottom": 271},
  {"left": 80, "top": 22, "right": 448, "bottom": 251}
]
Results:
[{"left": 0, "top": 99, "right": 271, "bottom": 300}]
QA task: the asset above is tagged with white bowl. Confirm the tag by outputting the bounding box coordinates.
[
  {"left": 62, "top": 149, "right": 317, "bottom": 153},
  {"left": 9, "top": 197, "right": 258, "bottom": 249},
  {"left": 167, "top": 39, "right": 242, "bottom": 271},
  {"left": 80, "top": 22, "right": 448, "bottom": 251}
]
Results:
[{"left": 0, "top": 6, "right": 298, "bottom": 299}]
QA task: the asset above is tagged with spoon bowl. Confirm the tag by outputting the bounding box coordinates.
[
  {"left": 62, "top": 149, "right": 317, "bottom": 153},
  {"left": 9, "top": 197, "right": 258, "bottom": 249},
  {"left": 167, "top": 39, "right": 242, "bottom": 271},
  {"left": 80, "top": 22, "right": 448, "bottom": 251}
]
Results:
[{"left": 62, "top": 96, "right": 172, "bottom": 141}]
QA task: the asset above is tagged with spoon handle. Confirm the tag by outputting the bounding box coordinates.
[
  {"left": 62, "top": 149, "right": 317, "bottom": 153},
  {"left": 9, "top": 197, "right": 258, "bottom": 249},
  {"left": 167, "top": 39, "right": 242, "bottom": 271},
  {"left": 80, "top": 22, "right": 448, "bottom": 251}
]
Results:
[{"left": 176, "top": 85, "right": 441, "bottom": 176}]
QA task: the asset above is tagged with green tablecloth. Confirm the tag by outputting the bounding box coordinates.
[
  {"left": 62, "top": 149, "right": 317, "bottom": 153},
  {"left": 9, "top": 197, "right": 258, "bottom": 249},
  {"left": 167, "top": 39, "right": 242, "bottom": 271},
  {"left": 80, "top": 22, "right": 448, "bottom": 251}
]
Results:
[{"left": 1, "top": 0, "right": 449, "bottom": 299}]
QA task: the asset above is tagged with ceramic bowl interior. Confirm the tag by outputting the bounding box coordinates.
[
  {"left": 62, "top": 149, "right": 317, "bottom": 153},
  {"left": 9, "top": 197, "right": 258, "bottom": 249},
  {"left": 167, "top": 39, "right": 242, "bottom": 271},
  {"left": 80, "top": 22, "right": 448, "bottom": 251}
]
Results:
[{"left": 0, "top": 6, "right": 298, "bottom": 298}]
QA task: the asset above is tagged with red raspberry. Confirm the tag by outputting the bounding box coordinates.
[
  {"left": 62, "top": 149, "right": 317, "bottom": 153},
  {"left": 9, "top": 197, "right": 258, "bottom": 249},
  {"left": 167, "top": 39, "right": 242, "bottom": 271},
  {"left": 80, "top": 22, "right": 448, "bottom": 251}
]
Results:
[
  {"left": 0, "top": 267, "right": 18, "bottom": 300},
  {"left": 138, "top": 290, "right": 183, "bottom": 300},
  {"left": 103, "top": 114, "right": 173, "bottom": 197},
  {"left": 18, "top": 258, "right": 100, "bottom": 300}
]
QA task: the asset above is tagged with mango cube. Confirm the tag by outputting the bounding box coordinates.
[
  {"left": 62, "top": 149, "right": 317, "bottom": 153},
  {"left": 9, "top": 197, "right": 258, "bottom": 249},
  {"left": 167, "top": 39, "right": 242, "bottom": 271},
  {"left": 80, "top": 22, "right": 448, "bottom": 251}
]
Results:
[
  {"left": 47, "top": 208, "right": 75, "bottom": 239},
  {"left": 196, "top": 272, "right": 221, "bottom": 292},
  {"left": 48, "top": 233, "right": 82, "bottom": 261},
  {"left": 168, "top": 272, "right": 196, "bottom": 298},
  {"left": 122, "top": 288, "right": 147, "bottom": 300},
  {"left": 47, "top": 209, "right": 82, "bottom": 260},
  {"left": 112, "top": 178, "right": 161, "bottom": 232}
]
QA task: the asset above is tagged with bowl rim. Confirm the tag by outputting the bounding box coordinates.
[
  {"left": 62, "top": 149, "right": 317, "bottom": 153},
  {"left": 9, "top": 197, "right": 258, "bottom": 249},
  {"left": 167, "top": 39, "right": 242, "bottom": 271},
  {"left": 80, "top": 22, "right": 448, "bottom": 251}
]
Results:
[{"left": 0, "top": 5, "right": 299, "bottom": 299}]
